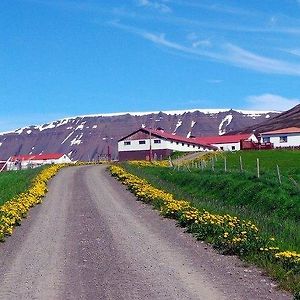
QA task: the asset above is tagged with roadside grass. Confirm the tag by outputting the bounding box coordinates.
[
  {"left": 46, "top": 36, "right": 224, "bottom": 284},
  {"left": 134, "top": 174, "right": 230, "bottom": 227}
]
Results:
[
  {"left": 121, "top": 159, "right": 300, "bottom": 295},
  {"left": 124, "top": 164, "right": 300, "bottom": 252},
  {"left": 0, "top": 168, "right": 44, "bottom": 206},
  {"left": 213, "top": 150, "right": 300, "bottom": 182}
]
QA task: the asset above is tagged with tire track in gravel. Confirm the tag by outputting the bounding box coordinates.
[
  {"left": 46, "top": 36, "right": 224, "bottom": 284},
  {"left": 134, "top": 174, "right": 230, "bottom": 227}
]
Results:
[{"left": 0, "top": 166, "right": 292, "bottom": 299}]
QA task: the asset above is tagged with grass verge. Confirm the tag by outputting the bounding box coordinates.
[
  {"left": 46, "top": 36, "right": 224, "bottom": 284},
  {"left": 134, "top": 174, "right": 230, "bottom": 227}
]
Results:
[
  {"left": 0, "top": 165, "right": 65, "bottom": 241},
  {"left": 0, "top": 168, "right": 44, "bottom": 206},
  {"left": 113, "top": 162, "right": 300, "bottom": 297}
]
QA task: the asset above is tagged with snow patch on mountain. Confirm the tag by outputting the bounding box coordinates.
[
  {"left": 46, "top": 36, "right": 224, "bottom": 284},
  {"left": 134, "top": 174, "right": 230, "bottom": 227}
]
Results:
[
  {"left": 70, "top": 133, "right": 83, "bottom": 146},
  {"left": 61, "top": 131, "right": 75, "bottom": 144},
  {"left": 219, "top": 114, "right": 233, "bottom": 135},
  {"left": 174, "top": 120, "right": 182, "bottom": 132}
]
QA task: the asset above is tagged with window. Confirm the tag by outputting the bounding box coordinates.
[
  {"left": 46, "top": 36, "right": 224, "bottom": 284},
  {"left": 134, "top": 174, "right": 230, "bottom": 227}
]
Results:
[
  {"left": 187, "top": 144, "right": 190, "bottom": 147},
  {"left": 139, "top": 140, "right": 146, "bottom": 144},
  {"left": 193, "top": 145, "right": 195, "bottom": 148},
  {"left": 176, "top": 142, "right": 179, "bottom": 145},
  {"left": 220, "top": 147, "right": 224, "bottom": 150},
  {"left": 280, "top": 136, "right": 287, "bottom": 143},
  {"left": 124, "top": 141, "right": 131, "bottom": 146},
  {"left": 154, "top": 139, "right": 161, "bottom": 144},
  {"left": 182, "top": 143, "right": 184, "bottom": 146},
  {"left": 232, "top": 146, "right": 236, "bottom": 150},
  {"left": 262, "top": 137, "right": 270, "bottom": 143}
]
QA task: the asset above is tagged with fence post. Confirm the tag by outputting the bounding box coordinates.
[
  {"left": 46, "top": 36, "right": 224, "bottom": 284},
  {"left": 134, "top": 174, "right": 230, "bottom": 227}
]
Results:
[
  {"left": 239, "top": 156, "right": 243, "bottom": 172},
  {"left": 224, "top": 157, "right": 227, "bottom": 172},
  {"left": 211, "top": 158, "right": 215, "bottom": 172},
  {"left": 276, "top": 164, "right": 282, "bottom": 185},
  {"left": 257, "top": 158, "right": 260, "bottom": 178}
]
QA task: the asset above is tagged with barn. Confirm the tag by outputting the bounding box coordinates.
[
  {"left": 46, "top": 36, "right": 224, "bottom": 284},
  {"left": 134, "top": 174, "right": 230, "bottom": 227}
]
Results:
[
  {"left": 260, "top": 127, "right": 300, "bottom": 148},
  {"left": 194, "top": 133, "right": 259, "bottom": 151},
  {"left": 7, "top": 153, "right": 72, "bottom": 171},
  {"left": 118, "top": 128, "right": 216, "bottom": 161}
]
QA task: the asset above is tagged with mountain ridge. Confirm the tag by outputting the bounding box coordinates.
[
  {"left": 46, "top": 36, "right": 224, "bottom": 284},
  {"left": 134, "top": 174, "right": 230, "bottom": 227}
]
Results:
[
  {"left": 0, "top": 108, "right": 279, "bottom": 161},
  {"left": 233, "top": 104, "right": 300, "bottom": 134}
]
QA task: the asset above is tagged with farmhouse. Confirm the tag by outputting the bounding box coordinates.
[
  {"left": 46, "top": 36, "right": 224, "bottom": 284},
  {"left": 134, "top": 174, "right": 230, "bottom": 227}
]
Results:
[
  {"left": 118, "top": 128, "right": 216, "bottom": 161},
  {"left": 7, "top": 153, "right": 72, "bottom": 171},
  {"left": 260, "top": 127, "right": 300, "bottom": 148},
  {"left": 194, "top": 133, "right": 259, "bottom": 151}
]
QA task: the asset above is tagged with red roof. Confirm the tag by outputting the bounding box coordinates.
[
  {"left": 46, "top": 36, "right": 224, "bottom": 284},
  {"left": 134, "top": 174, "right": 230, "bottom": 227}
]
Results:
[
  {"left": 120, "top": 128, "right": 217, "bottom": 149},
  {"left": 193, "top": 133, "right": 254, "bottom": 144},
  {"left": 10, "top": 153, "right": 65, "bottom": 162},
  {"left": 261, "top": 127, "right": 300, "bottom": 135}
]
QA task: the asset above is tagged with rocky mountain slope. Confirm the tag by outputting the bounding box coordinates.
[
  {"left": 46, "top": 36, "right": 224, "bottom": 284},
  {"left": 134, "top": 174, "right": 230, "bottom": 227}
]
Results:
[
  {"left": 0, "top": 109, "right": 278, "bottom": 161},
  {"left": 235, "top": 104, "right": 300, "bottom": 134}
]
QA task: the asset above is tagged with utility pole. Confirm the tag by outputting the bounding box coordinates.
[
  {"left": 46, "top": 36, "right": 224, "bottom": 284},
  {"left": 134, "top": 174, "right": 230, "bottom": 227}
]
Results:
[{"left": 149, "top": 129, "right": 152, "bottom": 162}]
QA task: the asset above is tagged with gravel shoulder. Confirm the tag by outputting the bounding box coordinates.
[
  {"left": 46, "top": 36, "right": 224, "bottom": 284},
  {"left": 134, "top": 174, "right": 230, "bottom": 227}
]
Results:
[{"left": 0, "top": 165, "right": 292, "bottom": 299}]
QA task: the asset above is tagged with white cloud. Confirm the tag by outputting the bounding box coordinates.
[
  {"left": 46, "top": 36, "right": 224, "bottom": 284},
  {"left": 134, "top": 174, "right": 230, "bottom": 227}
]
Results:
[
  {"left": 137, "top": 0, "right": 172, "bottom": 13},
  {"left": 223, "top": 43, "right": 300, "bottom": 75},
  {"left": 111, "top": 21, "right": 300, "bottom": 76},
  {"left": 192, "top": 40, "right": 211, "bottom": 48},
  {"left": 246, "top": 94, "right": 300, "bottom": 111},
  {"left": 284, "top": 48, "right": 300, "bottom": 57}
]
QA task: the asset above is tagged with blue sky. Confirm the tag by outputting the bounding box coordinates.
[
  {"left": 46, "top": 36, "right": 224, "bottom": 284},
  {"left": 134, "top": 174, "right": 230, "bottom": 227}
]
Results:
[{"left": 1, "top": 0, "right": 300, "bottom": 131}]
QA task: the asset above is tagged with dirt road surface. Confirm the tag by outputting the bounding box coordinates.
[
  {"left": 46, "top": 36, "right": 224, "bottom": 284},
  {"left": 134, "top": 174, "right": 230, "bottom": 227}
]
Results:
[{"left": 0, "top": 166, "right": 292, "bottom": 299}]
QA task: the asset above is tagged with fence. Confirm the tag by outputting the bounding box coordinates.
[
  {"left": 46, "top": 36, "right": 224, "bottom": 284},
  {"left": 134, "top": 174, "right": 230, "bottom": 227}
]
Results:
[{"left": 169, "top": 153, "right": 300, "bottom": 190}]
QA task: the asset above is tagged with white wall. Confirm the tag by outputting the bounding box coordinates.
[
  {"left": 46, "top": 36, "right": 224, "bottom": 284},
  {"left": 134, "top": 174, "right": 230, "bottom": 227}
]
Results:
[
  {"left": 118, "top": 138, "right": 212, "bottom": 153},
  {"left": 261, "top": 133, "right": 300, "bottom": 148},
  {"left": 211, "top": 134, "right": 258, "bottom": 151},
  {"left": 7, "top": 155, "right": 72, "bottom": 171},
  {"left": 213, "top": 142, "right": 240, "bottom": 151}
]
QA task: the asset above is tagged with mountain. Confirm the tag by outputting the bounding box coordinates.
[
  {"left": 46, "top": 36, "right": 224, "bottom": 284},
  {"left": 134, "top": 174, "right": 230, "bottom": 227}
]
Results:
[
  {"left": 0, "top": 109, "right": 279, "bottom": 161},
  {"left": 235, "top": 104, "right": 300, "bottom": 134}
]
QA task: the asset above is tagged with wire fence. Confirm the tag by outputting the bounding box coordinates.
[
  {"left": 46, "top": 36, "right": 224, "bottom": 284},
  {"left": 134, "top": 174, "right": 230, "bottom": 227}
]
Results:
[{"left": 169, "top": 153, "right": 300, "bottom": 191}]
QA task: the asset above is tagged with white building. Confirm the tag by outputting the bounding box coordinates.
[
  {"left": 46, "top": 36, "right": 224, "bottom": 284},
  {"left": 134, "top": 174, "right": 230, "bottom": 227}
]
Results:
[
  {"left": 118, "top": 128, "right": 216, "bottom": 161},
  {"left": 7, "top": 153, "right": 72, "bottom": 171},
  {"left": 194, "top": 133, "right": 258, "bottom": 151},
  {"left": 260, "top": 127, "right": 300, "bottom": 148}
]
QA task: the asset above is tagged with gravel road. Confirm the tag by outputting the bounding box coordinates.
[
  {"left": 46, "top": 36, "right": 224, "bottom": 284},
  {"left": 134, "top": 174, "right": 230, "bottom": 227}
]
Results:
[{"left": 0, "top": 166, "right": 292, "bottom": 300}]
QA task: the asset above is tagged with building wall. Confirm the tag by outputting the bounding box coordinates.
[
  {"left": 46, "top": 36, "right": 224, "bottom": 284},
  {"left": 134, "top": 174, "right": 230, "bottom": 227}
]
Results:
[
  {"left": 118, "top": 137, "right": 211, "bottom": 154},
  {"left": 119, "top": 149, "right": 172, "bottom": 161},
  {"left": 261, "top": 133, "right": 300, "bottom": 148},
  {"left": 212, "top": 142, "right": 240, "bottom": 151},
  {"left": 7, "top": 155, "right": 72, "bottom": 171},
  {"left": 212, "top": 134, "right": 258, "bottom": 151}
]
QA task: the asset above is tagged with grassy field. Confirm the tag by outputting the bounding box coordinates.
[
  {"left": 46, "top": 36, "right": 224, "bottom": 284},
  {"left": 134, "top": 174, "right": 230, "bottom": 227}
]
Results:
[
  {"left": 123, "top": 150, "right": 300, "bottom": 254},
  {"left": 213, "top": 150, "right": 300, "bottom": 182},
  {"left": 123, "top": 151, "right": 300, "bottom": 295},
  {"left": 0, "top": 168, "right": 44, "bottom": 206}
]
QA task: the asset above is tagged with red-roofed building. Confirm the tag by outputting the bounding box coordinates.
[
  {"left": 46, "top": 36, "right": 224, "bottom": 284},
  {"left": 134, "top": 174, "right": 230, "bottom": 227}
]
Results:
[
  {"left": 260, "top": 127, "right": 300, "bottom": 148},
  {"left": 7, "top": 153, "right": 72, "bottom": 171},
  {"left": 118, "top": 128, "right": 216, "bottom": 161},
  {"left": 194, "top": 133, "right": 259, "bottom": 151}
]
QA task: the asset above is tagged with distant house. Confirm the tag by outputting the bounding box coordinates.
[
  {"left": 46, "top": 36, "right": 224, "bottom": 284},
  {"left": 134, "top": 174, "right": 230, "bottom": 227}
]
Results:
[
  {"left": 118, "top": 128, "right": 216, "bottom": 161},
  {"left": 260, "top": 127, "right": 300, "bottom": 148},
  {"left": 7, "top": 153, "right": 72, "bottom": 171},
  {"left": 194, "top": 133, "right": 259, "bottom": 151}
]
